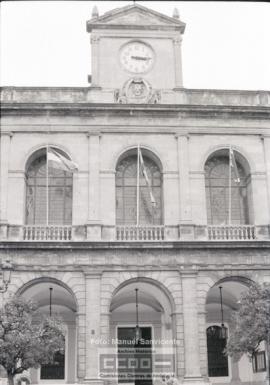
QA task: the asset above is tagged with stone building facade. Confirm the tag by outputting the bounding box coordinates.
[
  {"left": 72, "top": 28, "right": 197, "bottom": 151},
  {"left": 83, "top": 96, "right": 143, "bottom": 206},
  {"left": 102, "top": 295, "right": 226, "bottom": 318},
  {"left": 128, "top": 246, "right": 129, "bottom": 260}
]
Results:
[{"left": 0, "top": 3, "right": 270, "bottom": 385}]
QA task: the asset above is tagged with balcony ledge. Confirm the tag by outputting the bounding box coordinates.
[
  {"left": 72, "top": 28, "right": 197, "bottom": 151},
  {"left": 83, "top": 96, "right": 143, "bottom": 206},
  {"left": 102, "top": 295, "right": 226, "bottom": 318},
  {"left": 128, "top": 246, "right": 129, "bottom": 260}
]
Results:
[{"left": 1, "top": 240, "right": 270, "bottom": 250}]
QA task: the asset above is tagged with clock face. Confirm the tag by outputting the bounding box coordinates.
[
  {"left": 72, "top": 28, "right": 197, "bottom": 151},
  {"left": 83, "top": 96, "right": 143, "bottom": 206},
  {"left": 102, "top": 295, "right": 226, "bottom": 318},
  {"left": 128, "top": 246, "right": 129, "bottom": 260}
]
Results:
[{"left": 120, "top": 41, "right": 155, "bottom": 74}]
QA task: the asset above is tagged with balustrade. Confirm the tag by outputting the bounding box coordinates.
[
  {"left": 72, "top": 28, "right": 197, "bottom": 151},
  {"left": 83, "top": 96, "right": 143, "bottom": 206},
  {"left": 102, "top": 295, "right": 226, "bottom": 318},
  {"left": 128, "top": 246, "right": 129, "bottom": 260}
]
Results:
[
  {"left": 23, "top": 226, "right": 72, "bottom": 241},
  {"left": 116, "top": 225, "right": 165, "bottom": 241},
  {"left": 207, "top": 225, "right": 255, "bottom": 240}
]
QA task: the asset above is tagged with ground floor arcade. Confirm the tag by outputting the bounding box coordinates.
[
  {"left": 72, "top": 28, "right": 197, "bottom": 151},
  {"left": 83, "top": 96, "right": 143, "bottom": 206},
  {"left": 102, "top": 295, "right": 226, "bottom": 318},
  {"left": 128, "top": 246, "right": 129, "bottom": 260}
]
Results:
[{"left": 0, "top": 243, "right": 269, "bottom": 385}]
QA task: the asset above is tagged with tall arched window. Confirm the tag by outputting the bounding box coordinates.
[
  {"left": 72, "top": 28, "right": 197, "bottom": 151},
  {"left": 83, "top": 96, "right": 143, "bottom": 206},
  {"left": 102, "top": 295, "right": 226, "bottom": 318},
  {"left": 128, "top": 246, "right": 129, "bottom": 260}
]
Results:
[
  {"left": 205, "top": 149, "right": 252, "bottom": 225},
  {"left": 25, "top": 148, "right": 73, "bottom": 225},
  {"left": 207, "top": 326, "right": 229, "bottom": 377},
  {"left": 116, "top": 150, "right": 163, "bottom": 225}
]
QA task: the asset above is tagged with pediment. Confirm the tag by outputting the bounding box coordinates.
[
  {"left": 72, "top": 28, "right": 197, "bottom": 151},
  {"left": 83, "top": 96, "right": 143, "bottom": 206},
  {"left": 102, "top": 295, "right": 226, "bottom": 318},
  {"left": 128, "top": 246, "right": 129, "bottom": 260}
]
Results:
[{"left": 87, "top": 4, "right": 185, "bottom": 32}]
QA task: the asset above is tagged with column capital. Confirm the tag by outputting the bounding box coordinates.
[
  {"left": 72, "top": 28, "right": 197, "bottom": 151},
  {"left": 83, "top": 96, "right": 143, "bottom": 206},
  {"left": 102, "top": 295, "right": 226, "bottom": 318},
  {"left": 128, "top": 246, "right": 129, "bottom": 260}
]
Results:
[
  {"left": 86, "top": 130, "right": 101, "bottom": 138},
  {"left": 84, "top": 270, "right": 103, "bottom": 278},
  {"left": 0, "top": 131, "right": 13, "bottom": 138},
  {"left": 175, "top": 131, "right": 189, "bottom": 139},
  {"left": 90, "top": 35, "right": 100, "bottom": 44},
  {"left": 179, "top": 266, "right": 198, "bottom": 277},
  {"left": 173, "top": 36, "right": 182, "bottom": 45}
]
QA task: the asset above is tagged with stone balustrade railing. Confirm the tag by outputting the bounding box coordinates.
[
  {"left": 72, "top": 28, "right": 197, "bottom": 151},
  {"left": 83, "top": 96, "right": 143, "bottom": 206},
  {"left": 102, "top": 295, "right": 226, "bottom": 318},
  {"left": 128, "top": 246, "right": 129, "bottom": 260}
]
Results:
[
  {"left": 207, "top": 225, "right": 256, "bottom": 241},
  {"left": 23, "top": 225, "right": 72, "bottom": 241},
  {"left": 0, "top": 224, "right": 268, "bottom": 242},
  {"left": 116, "top": 225, "right": 165, "bottom": 241}
]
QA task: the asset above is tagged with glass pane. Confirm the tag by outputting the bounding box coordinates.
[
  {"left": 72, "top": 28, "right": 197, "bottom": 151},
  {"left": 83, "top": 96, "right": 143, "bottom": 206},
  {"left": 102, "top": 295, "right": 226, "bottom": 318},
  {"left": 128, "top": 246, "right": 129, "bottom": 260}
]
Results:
[
  {"left": 116, "top": 154, "right": 162, "bottom": 225},
  {"left": 205, "top": 156, "right": 250, "bottom": 225},
  {"left": 25, "top": 152, "right": 73, "bottom": 225}
]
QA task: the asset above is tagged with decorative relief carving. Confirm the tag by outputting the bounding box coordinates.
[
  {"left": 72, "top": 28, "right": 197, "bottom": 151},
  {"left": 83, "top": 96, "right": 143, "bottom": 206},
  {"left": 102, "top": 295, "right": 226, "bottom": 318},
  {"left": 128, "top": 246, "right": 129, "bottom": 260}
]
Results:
[
  {"left": 90, "top": 35, "right": 100, "bottom": 44},
  {"left": 114, "top": 78, "right": 161, "bottom": 104},
  {"left": 173, "top": 37, "right": 182, "bottom": 45}
]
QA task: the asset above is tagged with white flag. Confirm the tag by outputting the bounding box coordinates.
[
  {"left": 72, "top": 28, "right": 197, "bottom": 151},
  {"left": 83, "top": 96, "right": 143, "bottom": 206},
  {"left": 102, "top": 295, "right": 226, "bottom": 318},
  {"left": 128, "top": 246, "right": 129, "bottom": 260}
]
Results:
[
  {"left": 138, "top": 148, "right": 156, "bottom": 206},
  {"left": 230, "top": 148, "right": 240, "bottom": 183},
  {"left": 47, "top": 147, "right": 78, "bottom": 172}
]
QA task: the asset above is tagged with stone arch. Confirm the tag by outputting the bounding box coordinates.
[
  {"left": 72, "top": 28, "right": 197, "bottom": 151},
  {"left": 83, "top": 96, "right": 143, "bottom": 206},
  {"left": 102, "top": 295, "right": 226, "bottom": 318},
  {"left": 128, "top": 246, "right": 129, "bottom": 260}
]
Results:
[
  {"left": 24, "top": 144, "right": 75, "bottom": 171},
  {"left": 110, "top": 276, "right": 176, "bottom": 314},
  {"left": 13, "top": 275, "right": 79, "bottom": 383},
  {"left": 201, "top": 144, "right": 254, "bottom": 174},
  {"left": 16, "top": 276, "right": 78, "bottom": 310},
  {"left": 113, "top": 144, "right": 164, "bottom": 172},
  {"left": 10, "top": 273, "right": 84, "bottom": 313},
  {"left": 101, "top": 271, "right": 180, "bottom": 315},
  {"left": 202, "top": 272, "right": 255, "bottom": 306}
]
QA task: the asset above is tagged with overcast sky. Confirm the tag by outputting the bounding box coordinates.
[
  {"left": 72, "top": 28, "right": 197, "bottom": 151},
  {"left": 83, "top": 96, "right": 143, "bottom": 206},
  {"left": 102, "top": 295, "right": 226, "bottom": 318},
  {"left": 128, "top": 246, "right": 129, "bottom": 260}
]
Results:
[{"left": 1, "top": 1, "right": 270, "bottom": 90}]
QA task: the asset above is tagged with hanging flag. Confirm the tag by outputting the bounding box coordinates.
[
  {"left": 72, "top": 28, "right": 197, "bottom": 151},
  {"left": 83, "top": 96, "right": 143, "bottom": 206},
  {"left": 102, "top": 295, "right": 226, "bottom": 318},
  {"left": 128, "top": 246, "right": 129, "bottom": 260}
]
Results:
[
  {"left": 230, "top": 148, "right": 240, "bottom": 183},
  {"left": 138, "top": 147, "right": 156, "bottom": 206},
  {"left": 26, "top": 186, "right": 34, "bottom": 217},
  {"left": 47, "top": 147, "right": 78, "bottom": 172}
]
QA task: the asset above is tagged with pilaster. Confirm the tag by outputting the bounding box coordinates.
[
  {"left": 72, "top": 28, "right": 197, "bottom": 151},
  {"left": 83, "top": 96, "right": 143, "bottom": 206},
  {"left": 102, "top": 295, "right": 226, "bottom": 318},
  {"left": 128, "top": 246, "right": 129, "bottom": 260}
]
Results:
[
  {"left": 262, "top": 135, "right": 270, "bottom": 223},
  {"left": 176, "top": 133, "right": 194, "bottom": 240},
  {"left": 76, "top": 312, "right": 86, "bottom": 382},
  {"left": 173, "top": 36, "right": 183, "bottom": 88},
  {"left": 84, "top": 272, "right": 103, "bottom": 385},
  {"left": 181, "top": 271, "right": 209, "bottom": 385},
  {"left": 87, "top": 132, "right": 101, "bottom": 240},
  {"left": 0, "top": 132, "right": 12, "bottom": 240},
  {"left": 90, "top": 35, "right": 100, "bottom": 87}
]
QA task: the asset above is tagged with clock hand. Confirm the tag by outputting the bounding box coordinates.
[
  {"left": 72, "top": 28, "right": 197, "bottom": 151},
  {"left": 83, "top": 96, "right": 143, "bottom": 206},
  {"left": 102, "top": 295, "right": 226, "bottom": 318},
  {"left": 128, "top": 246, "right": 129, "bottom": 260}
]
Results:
[{"left": 131, "top": 55, "right": 152, "bottom": 61}]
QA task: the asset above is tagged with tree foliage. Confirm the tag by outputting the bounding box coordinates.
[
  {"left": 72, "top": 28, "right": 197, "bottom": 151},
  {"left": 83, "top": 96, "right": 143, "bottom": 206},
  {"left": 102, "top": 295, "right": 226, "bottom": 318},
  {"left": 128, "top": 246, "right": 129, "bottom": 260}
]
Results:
[
  {"left": 226, "top": 283, "right": 270, "bottom": 360},
  {"left": 0, "top": 296, "right": 65, "bottom": 385}
]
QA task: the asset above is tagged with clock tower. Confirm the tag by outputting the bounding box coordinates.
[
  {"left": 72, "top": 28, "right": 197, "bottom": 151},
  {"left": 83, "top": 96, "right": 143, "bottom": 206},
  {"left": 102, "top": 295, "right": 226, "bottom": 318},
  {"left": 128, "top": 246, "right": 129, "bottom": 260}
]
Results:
[{"left": 86, "top": 3, "right": 185, "bottom": 103}]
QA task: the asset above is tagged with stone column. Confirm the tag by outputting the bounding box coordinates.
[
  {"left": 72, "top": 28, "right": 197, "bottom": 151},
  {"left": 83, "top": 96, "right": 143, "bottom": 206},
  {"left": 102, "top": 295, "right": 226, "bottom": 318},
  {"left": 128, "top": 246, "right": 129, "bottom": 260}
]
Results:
[
  {"left": 90, "top": 35, "right": 100, "bottom": 87},
  {"left": 87, "top": 132, "right": 101, "bottom": 240},
  {"left": 84, "top": 272, "right": 103, "bottom": 385},
  {"left": 0, "top": 132, "right": 12, "bottom": 240},
  {"left": 173, "top": 36, "right": 183, "bottom": 88},
  {"left": 181, "top": 271, "right": 207, "bottom": 384},
  {"left": 176, "top": 134, "right": 194, "bottom": 239}
]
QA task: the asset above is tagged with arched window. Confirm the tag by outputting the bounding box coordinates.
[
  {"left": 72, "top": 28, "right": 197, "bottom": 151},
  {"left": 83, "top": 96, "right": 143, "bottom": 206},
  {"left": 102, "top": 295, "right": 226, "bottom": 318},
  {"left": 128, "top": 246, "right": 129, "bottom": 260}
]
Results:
[
  {"left": 207, "top": 326, "right": 229, "bottom": 377},
  {"left": 116, "top": 150, "right": 163, "bottom": 225},
  {"left": 25, "top": 148, "right": 73, "bottom": 225},
  {"left": 205, "top": 149, "right": 252, "bottom": 225}
]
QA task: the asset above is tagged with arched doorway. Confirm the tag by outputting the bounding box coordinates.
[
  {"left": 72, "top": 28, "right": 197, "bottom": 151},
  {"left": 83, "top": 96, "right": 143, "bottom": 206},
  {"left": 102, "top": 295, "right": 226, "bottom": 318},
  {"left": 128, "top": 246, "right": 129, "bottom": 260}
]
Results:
[
  {"left": 18, "top": 278, "right": 77, "bottom": 384},
  {"left": 108, "top": 280, "right": 175, "bottom": 384},
  {"left": 205, "top": 277, "right": 263, "bottom": 384}
]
